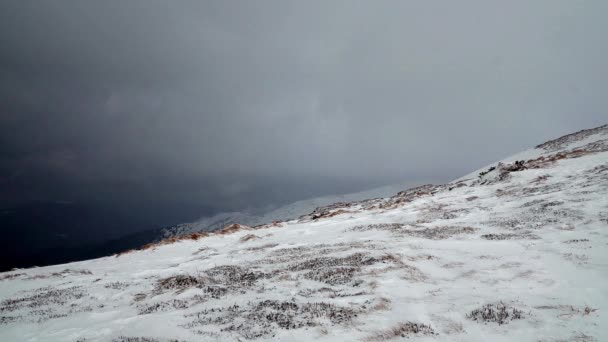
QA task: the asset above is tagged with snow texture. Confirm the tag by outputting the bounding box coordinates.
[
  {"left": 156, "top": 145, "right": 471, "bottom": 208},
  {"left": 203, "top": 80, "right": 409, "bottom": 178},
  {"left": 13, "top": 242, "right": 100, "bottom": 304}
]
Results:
[{"left": 1, "top": 124, "right": 607, "bottom": 341}]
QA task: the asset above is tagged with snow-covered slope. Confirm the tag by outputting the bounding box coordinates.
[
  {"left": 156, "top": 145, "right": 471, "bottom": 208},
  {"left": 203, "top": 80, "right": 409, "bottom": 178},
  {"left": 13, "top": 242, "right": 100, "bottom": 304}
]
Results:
[
  {"left": 161, "top": 181, "right": 422, "bottom": 239},
  {"left": 1, "top": 125, "right": 607, "bottom": 342}
]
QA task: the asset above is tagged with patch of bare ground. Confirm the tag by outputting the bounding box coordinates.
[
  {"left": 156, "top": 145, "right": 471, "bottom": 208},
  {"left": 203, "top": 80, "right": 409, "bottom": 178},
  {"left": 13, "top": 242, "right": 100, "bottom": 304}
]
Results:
[
  {"left": 467, "top": 302, "right": 524, "bottom": 325},
  {"left": 244, "top": 242, "right": 279, "bottom": 252},
  {"left": 350, "top": 223, "right": 407, "bottom": 233},
  {"left": 394, "top": 184, "right": 446, "bottom": 200},
  {"left": 138, "top": 299, "right": 196, "bottom": 315},
  {"left": 117, "top": 223, "right": 255, "bottom": 256},
  {"left": 351, "top": 223, "right": 475, "bottom": 239},
  {"left": 564, "top": 238, "right": 590, "bottom": 244},
  {"left": 0, "top": 285, "right": 88, "bottom": 323},
  {"left": 415, "top": 203, "right": 470, "bottom": 223},
  {"left": 312, "top": 209, "right": 355, "bottom": 220},
  {"left": 531, "top": 174, "right": 551, "bottom": 184},
  {"left": 20, "top": 269, "right": 92, "bottom": 280},
  {"left": 406, "top": 226, "right": 475, "bottom": 239},
  {"left": 191, "top": 246, "right": 215, "bottom": 256},
  {"left": 1, "top": 286, "right": 86, "bottom": 313},
  {"left": 261, "top": 241, "right": 378, "bottom": 265},
  {"left": 216, "top": 223, "right": 251, "bottom": 235},
  {"left": 0, "top": 315, "right": 21, "bottom": 325},
  {"left": 116, "top": 232, "right": 211, "bottom": 256},
  {"left": 285, "top": 253, "right": 382, "bottom": 286},
  {"left": 599, "top": 212, "right": 608, "bottom": 224},
  {"left": 536, "top": 124, "right": 607, "bottom": 151},
  {"left": 112, "top": 337, "right": 160, "bottom": 342},
  {"left": 104, "top": 282, "right": 130, "bottom": 290},
  {"left": 0, "top": 272, "right": 25, "bottom": 281},
  {"left": 365, "top": 322, "right": 436, "bottom": 341},
  {"left": 239, "top": 233, "right": 259, "bottom": 242},
  {"left": 362, "top": 253, "right": 427, "bottom": 282},
  {"left": 133, "top": 293, "right": 147, "bottom": 302},
  {"left": 405, "top": 254, "right": 435, "bottom": 261},
  {"left": 111, "top": 337, "right": 185, "bottom": 342},
  {"left": 153, "top": 265, "right": 268, "bottom": 298},
  {"left": 481, "top": 232, "right": 539, "bottom": 240},
  {"left": 262, "top": 250, "right": 418, "bottom": 289},
  {"left": 483, "top": 146, "right": 606, "bottom": 190},
  {"left": 183, "top": 299, "right": 363, "bottom": 339},
  {"left": 487, "top": 204, "right": 584, "bottom": 231},
  {"left": 253, "top": 220, "right": 284, "bottom": 229},
  {"left": 297, "top": 287, "right": 368, "bottom": 298},
  {"left": 359, "top": 184, "right": 449, "bottom": 211}
]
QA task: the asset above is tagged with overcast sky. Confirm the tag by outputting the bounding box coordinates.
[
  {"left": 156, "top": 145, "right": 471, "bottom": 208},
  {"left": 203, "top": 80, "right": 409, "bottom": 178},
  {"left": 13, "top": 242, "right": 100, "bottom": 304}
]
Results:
[{"left": 1, "top": 1, "right": 606, "bottom": 215}]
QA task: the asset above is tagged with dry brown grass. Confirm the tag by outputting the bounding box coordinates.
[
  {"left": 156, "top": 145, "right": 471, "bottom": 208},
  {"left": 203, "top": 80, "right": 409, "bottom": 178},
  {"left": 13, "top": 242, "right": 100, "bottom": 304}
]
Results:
[
  {"left": 0, "top": 273, "right": 25, "bottom": 281},
  {"left": 244, "top": 243, "right": 279, "bottom": 252},
  {"left": 467, "top": 302, "right": 524, "bottom": 325},
  {"left": 116, "top": 224, "right": 254, "bottom": 256},
  {"left": 253, "top": 220, "right": 284, "bottom": 229},
  {"left": 311, "top": 209, "right": 353, "bottom": 220},
  {"left": 365, "top": 322, "right": 436, "bottom": 341},
  {"left": 239, "top": 234, "right": 259, "bottom": 243},
  {"left": 216, "top": 223, "right": 251, "bottom": 235}
]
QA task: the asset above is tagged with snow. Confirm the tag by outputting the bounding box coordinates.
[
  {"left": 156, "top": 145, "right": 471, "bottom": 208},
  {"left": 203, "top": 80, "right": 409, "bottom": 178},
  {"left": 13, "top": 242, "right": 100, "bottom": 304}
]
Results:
[
  {"left": 161, "top": 180, "right": 426, "bottom": 238},
  {"left": 1, "top": 126, "right": 607, "bottom": 342}
]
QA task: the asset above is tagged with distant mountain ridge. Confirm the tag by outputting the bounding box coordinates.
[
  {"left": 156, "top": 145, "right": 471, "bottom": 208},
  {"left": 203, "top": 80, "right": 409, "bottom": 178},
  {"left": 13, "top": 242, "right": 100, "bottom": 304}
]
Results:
[{"left": 160, "top": 181, "right": 425, "bottom": 239}]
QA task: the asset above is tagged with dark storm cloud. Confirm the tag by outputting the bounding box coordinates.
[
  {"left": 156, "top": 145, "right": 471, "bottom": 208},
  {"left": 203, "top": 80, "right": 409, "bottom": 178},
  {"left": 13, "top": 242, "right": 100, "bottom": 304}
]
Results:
[{"left": 1, "top": 1, "right": 606, "bottom": 211}]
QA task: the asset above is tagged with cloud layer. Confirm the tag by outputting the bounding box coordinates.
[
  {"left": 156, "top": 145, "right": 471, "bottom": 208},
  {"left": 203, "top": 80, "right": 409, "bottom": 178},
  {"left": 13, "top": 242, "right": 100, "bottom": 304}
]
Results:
[{"left": 1, "top": 1, "right": 606, "bottom": 215}]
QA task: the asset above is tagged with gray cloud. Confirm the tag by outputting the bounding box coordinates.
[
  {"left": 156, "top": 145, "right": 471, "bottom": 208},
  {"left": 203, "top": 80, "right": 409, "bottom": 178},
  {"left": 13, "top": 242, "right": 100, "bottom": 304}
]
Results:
[{"left": 1, "top": 1, "right": 606, "bottom": 215}]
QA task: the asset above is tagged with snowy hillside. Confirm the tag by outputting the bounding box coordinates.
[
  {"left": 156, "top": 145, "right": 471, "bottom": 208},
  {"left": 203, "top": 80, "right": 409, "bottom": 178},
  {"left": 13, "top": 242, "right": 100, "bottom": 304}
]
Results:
[
  {"left": 1, "top": 125, "right": 607, "bottom": 342},
  {"left": 160, "top": 182, "right": 422, "bottom": 239}
]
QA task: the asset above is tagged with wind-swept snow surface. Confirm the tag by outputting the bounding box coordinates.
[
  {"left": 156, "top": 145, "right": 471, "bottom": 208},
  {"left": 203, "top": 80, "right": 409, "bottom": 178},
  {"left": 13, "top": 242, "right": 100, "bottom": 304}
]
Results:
[
  {"left": 160, "top": 181, "right": 420, "bottom": 239},
  {"left": 1, "top": 125, "right": 607, "bottom": 341}
]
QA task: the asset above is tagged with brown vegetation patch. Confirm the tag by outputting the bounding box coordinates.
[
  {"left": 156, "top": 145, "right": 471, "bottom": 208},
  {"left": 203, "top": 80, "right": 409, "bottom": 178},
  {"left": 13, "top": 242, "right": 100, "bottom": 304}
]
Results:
[
  {"left": 117, "top": 224, "right": 255, "bottom": 256},
  {"left": 239, "top": 234, "right": 259, "bottom": 243},
  {"left": 351, "top": 223, "right": 474, "bottom": 239},
  {"left": 365, "top": 322, "right": 436, "bottom": 341},
  {"left": 184, "top": 300, "right": 363, "bottom": 339},
  {"left": 297, "top": 287, "right": 367, "bottom": 298},
  {"left": 153, "top": 265, "right": 269, "bottom": 300},
  {"left": 0, "top": 285, "right": 88, "bottom": 323},
  {"left": 467, "top": 302, "right": 524, "bottom": 325},
  {"left": 481, "top": 232, "right": 539, "bottom": 240},
  {"left": 22, "top": 269, "right": 92, "bottom": 280},
  {"left": 262, "top": 241, "right": 378, "bottom": 265},
  {"left": 564, "top": 239, "right": 590, "bottom": 244},
  {"left": 244, "top": 243, "right": 279, "bottom": 252},
  {"left": 415, "top": 203, "right": 470, "bottom": 223},
  {"left": 111, "top": 337, "right": 184, "bottom": 342},
  {"left": 0, "top": 315, "right": 22, "bottom": 325},
  {"left": 311, "top": 209, "right": 353, "bottom": 220},
  {"left": 0, "top": 273, "right": 25, "bottom": 281},
  {"left": 104, "top": 282, "right": 130, "bottom": 290},
  {"left": 216, "top": 223, "right": 251, "bottom": 235},
  {"left": 536, "top": 124, "right": 607, "bottom": 151},
  {"left": 253, "top": 220, "right": 284, "bottom": 229}
]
